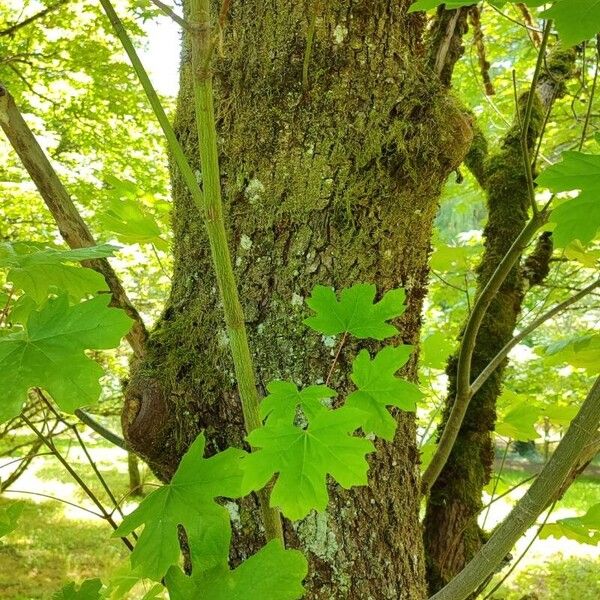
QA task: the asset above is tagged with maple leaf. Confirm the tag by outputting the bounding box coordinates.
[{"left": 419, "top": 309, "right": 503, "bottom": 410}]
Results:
[
  {"left": 114, "top": 434, "right": 246, "bottom": 581},
  {"left": 304, "top": 284, "right": 406, "bottom": 340},
  {"left": 346, "top": 346, "right": 422, "bottom": 440},
  {"left": 541, "top": 0, "right": 600, "bottom": 46},
  {"left": 243, "top": 407, "right": 374, "bottom": 520},
  {"left": 165, "top": 540, "right": 307, "bottom": 600},
  {"left": 259, "top": 380, "right": 336, "bottom": 424},
  {"left": 0, "top": 295, "right": 132, "bottom": 423}
]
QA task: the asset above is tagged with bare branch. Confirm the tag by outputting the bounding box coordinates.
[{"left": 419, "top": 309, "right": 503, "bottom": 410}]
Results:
[
  {"left": 430, "top": 376, "right": 600, "bottom": 600},
  {"left": 0, "top": 0, "right": 69, "bottom": 38},
  {"left": 0, "top": 84, "right": 148, "bottom": 358},
  {"left": 147, "top": 0, "right": 191, "bottom": 30},
  {"left": 470, "top": 278, "right": 600, "bottom": 396}
]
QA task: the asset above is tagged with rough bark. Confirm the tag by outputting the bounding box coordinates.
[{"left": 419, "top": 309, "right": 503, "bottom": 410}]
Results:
[
  {"left": 123, "top": 2, "right": 473, "bottom": 597},
  {"left": 423, "top": 46, "right": 576, "bottom": 593}
]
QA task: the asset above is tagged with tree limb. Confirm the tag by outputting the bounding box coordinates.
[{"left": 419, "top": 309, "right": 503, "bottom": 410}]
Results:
[
  {"left": 0, "top": 0, "right": 69, "bottom": 37},
  {"left": 470, "top": 278, "right": 600, "bottom": 396},
  {"left": 0, "top": 84, "right": 148, "bottom": 359},
  {"left": 430, "top": 376, "right": 600, "bottom": 600}
]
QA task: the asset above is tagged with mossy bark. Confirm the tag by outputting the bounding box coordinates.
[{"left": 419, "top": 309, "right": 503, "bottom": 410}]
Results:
[
  {"left": 423, "top": 47, "right": 575, "bottom": 593},
  {"left": 123, "top": 2, "right": 472, "bottom": 597}
]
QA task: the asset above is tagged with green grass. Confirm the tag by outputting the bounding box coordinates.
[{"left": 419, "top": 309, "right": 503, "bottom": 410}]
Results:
[
  {"left": 486, "top": 556, "right": 600, "bottom": 600},
  {"left": 0, "top": 499, "right": 127, "bottom": 599}
]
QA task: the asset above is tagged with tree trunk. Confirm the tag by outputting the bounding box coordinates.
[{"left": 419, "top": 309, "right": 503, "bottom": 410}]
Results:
[
  {"left": 123, "top": 2, "right": 472, "bottom": 597},
  {"left": 423, "top": 46, "right": 575, "bottom": 593}
]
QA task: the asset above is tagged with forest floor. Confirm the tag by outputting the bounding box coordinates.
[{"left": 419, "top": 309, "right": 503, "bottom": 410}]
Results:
[{"left": 0, "top": 435, "right": 599, "bottom": 599}]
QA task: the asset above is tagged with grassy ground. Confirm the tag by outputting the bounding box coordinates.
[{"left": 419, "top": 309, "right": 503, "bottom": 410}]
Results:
[{"left": 1, "top": 435, "right": 599, "bottom": 599}]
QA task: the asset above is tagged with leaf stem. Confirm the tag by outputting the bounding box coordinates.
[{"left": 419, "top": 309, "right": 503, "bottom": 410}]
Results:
[{"left": 325, "top": 332, "right": 348, "bottom": 387}]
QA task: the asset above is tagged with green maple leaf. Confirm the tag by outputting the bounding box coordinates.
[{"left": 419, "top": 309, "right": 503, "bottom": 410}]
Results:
[
  {"left": 51, "top": 579, "right": 103, "bottom": 600},
  {"left": 0, "top": 243, "right": 116, "bottom": 303},
  {"left": 304, "top": 284, "right": 406, "bottom": 340},
  {"left": 243, "top": 408, "right": 374, "bottom": 520},
  {"left": 549, "top": 193, "right": 600, "bottom": 247},
  {"left": 259, "top": 380, "right": 337, "bottom": 423},
  {"left": 165, "top": 540, "right": 307, "bottom": 600},
  {"left": 496, "top": 402, "right": 540, "bottom": 441},
  {"left": 542, "top": 0, "right": 600, "bottom": 46},
  {"left": 115, "top": 434, "right": 246, "bottom": 581},
  {"left": 536, "top": 152, "right": 600, "bottom": 246},
  {"left": 0, "top": 501, "right": 25, "bottom": 539},
  {"left": 0, "top": 295, "right": 132, "bottom": 423},
  {"left": 346, "top": 346, "right": 422, "bottom": 440}
]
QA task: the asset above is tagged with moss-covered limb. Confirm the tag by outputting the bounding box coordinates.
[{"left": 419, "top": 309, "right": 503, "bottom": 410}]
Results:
[
  {"left": 123, "top": 1, "right": 475, "bottom": 596},
  {"left": 470, "top": 278, "right": 600, "bottom": 397},
  {"left": 430, "top": 376, "right": 600, "bottom": 600},
  {"left": 188, "top": 0, "right": 283, "bottom": 543},
  {"left": 0, "top": 84, "right": 147, "bottom": 358},
  {"left": 423, "top": 40, "right": 576, "bottom": 593}
]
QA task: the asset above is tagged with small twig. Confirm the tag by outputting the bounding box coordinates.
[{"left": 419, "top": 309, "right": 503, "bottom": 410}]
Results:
[
  {"left": 0, "top": 0, "right": 69, "bottom": 37},
  {"left": 2, "top": 489, "right": 104, "bottom": 518},
  {"left": 325, "top": 332, "right": 348, "bottom": 387},
  {"left": 21, "top": 413, "right": 134, "bottom": 551},
  {"left": 520, "top": 20, "right": 553, "bottom": 216},
  {"left": 147, "top": 0, "right": 191, "bottom": 30},
  {"left": 481, "top": 501, "right": 557, "bottom": 599},
  {"left": 74, "top": 409, "right": 128, "bottom": 450},
  {"left": 470, "top": 278, "right": 600, "bottom": 396},
  {"left": 578, "top": 51, "right": 599, "bottom": 151}
]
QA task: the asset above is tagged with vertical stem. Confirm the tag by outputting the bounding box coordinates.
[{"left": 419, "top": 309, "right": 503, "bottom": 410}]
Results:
[{"left": 189, "top": 0, "right": 284, "bottom": 543}]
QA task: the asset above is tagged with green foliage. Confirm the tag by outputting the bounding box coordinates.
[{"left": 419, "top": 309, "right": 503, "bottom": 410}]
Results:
[
  {"left": 346, "top": 346, "right": 422, "bottom": 440},
  {"left": 259, "top": 381, "right": 337, "bottom": 424},
  {"left": 541, "top": 333, "right": 600, "bottom": 373},
  {"left": 541, "top": 503, "right": 600, "bottom": 545},
  {"left": 0, "top": 243, "right": 116, "bottom": 304},
  {"left": 243, "top": 407, "right": 374, "bottom": 520},
  {"left": 542, "top": 0, "right": 600, "bottom": 45},
  {"left": 52, "top": 579, "right": 103, "bottom": 600},
  {"left": 0, "top": 501, "right": 24, "bottom": 540},
  {"left": 98, "top": 176, "right": 168, "bottom": 250},
  {"left": 114, "top": 434, "right": 246, "bottom": 581},
  {"left": 304, "top": 284, "right": 406, "bottom": 340},
  {"left": 496, "top": 401, "right": 540, "bottom": 441},
  {"left": 165, "top": 540, "right": 307, "bottom": 600},
  {"left": 0, "top": 295, "right": 132, "bottom": 423},
  {"left": 536, "top": 151, "right": 600, "bottom": 246}
]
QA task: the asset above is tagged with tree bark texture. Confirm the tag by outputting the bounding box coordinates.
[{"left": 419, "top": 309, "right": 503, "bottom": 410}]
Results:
[{"left": 123, "top": 2, "right": 473, "bottom": 598}]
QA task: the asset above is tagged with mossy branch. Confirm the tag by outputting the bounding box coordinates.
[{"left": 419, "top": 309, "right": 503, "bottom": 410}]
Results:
[
  {"left": 0, "top": 84, "right": 148, "bottom": 358},
  {"left": 421, "top": 211, "right": 547, "bottom": 495},
  {"left": 189, "top": 0, "right": 284, "bottom": 543},
  {"left": 429, "top": 375, "right": 600, "bottom": 600},
  {"left": 470, "top": 278, "right": 600, "bottom": 396}
]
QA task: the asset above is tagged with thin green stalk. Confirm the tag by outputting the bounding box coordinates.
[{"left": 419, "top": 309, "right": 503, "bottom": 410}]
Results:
[
  {"left": 429, "top": 376, "right": 600, "bottom": 600},
  {"left": 421, "top": 211, "right": 547, "bottom": 494},
  {"left": 99, "top": 0, "right": 283, "bottom": 542},
  {"left": 98, "top": 0, "right": 204, "bottom": 211},
  {"left": 189, "top": 0, "right": 284, "bottom": 543}
]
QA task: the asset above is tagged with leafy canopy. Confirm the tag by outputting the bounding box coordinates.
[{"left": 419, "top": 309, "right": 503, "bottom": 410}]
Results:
[
  {"left": 346, "top": 346, "right": 423, "bottom": 440},
  {"left": 243, "top": 408, "right": 374, "bottom": 520},
  {"left": 304, "top": 283, "right": 406, "bottom": 340},
  {"left": 0, "top": 295, "right": 132, "bottom": 423}
]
